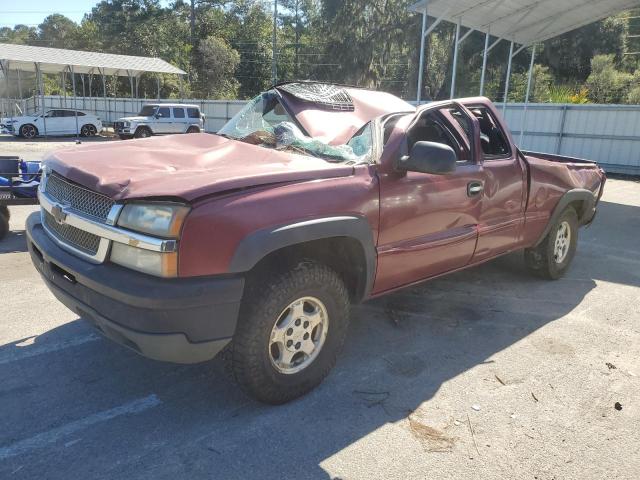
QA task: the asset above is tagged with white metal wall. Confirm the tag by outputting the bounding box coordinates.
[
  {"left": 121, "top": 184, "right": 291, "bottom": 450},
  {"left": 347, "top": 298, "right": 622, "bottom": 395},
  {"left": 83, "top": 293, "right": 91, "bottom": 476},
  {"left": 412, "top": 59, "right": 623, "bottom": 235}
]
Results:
[
  {"left": 503, "top": 103, "right": 640, "bottom": 175},
  {"left": 10, "top": 96, "right": 640, "bottom": 175}
]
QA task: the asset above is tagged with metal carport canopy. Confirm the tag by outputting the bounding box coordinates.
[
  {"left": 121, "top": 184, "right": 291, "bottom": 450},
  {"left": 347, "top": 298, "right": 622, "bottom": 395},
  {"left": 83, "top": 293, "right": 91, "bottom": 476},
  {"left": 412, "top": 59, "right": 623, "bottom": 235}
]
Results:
[
  {"left": 409, "top": 0, "right": 640, "bottom": 46},
  {"left": 0, "top": 43, "right": 185, "bottom": 76}
]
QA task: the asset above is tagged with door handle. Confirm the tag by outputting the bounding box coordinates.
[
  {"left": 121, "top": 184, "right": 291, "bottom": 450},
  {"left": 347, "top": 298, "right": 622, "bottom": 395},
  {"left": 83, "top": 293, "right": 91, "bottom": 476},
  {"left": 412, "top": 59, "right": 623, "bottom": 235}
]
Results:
[{"left": 467, "top": 181, "right": 484, "bottom": 196}]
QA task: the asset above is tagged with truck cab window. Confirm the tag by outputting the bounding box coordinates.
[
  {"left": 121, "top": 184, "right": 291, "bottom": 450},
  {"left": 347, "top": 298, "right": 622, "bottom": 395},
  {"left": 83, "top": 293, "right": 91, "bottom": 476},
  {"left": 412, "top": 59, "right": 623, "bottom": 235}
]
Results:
[
  {"left": 407, "top": 112, "right": 468, "bottom": 162},
  {"left": 469, "top": 106, "right": 511, "bottom": 158}
]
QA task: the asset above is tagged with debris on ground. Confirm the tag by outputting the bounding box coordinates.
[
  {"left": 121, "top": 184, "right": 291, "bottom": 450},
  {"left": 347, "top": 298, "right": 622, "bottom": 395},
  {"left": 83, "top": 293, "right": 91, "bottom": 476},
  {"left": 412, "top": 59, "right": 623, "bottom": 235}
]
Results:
[
  {"left": 531, "top": 392, "right": 539, "bottom": 402},
  {"left": 407, "top": 416, "right": 456, "bottom": 453},
  {"left": 495, "top": 374, "right": 506, "bottom": 386},
  {"left": 466, "top": 414, "right": 480, "bottom": 456},
  {"left": 606, "top": 362, "right": 617, "bottom": 370},
  {"left": 471, "top": 404, "right": 481, "bottom": 411},
  {"left": 615, "top": 402, "right": 623, "bottom": 411}
]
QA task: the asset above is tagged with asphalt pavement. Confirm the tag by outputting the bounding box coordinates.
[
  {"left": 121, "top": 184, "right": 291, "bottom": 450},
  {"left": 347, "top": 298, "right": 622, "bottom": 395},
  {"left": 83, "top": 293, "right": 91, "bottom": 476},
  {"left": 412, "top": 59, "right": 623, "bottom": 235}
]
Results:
[{"left": 0, "top": 142, "right": 638, "bottom": 479}]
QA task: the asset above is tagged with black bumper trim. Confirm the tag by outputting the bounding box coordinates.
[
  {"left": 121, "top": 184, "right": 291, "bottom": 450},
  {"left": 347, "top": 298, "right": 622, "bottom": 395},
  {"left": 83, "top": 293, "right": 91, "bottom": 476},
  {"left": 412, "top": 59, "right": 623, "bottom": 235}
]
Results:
[{"left": 26, "top": 212, "right": 244, "bottom": 360}]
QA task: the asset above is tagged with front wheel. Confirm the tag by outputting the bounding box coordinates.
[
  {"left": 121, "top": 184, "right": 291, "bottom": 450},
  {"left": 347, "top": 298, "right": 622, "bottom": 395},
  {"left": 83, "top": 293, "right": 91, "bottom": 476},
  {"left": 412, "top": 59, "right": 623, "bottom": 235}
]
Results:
[
  {"left": 525, "top": 207, "right": 578, "bottom": 280},
  {"left": 134, "top": 126, "right": 152, "bottom": 138},
  {"left": 229, "top": 261, "right": 350, "bottom": 404},
  {"left": 19, "top": 124, "right": 38, "bottom": 139}
]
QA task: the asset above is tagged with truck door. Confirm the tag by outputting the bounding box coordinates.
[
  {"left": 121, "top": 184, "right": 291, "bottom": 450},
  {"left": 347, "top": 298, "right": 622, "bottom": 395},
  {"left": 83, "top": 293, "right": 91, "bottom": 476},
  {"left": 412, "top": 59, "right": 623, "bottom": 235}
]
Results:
[
  {"left": 462, "top": 102, "right": 526, "bottom": 261},
  {"left": 373, "top": 104, "right": 484, "bottom": 294}
]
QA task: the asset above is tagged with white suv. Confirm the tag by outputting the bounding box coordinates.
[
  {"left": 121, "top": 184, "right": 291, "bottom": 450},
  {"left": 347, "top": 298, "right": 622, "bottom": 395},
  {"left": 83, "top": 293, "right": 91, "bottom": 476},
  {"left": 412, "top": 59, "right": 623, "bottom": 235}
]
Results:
[
  {"left": 114, "top": 104, "right": 204, "bottom": 139},
  {"left": 6, "top": 109, "right": 102, "bottom": 138}
]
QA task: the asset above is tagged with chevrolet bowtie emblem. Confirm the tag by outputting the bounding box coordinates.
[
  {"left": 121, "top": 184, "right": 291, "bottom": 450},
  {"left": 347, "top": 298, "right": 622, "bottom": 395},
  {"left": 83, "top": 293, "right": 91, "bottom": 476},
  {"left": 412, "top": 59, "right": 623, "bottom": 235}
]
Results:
[{"left": 51, "top": 204, "right": 67, "bottom": 225}]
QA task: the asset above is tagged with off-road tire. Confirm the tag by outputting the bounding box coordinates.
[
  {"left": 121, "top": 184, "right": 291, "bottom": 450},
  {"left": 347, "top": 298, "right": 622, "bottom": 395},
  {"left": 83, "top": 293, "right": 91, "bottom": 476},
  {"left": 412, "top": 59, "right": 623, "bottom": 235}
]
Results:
[
  {"left": 134, "top": 126, "right": 152, "bottom": 138},
  {"left": 525, "top": 207, "right": 578, "bottom": 280},
  {"left": 0, "top": 206, "right": 10, "bottom": 240},
  {"left": 229, "top": 261, "right": 350, "bottom": 404},
  {"left": 186, "top": 126, "right": 200, "bottom": 133}
]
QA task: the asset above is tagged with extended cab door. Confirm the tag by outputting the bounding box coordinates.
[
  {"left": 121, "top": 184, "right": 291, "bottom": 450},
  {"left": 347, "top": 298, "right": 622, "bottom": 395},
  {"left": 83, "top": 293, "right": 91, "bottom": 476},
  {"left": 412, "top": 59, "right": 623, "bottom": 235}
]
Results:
[
  {"left": 460, "top": 101, "right": 526, "bottom": 261},
  {"left": 373, "top": 103, "right": 484, "bottom": 294}
]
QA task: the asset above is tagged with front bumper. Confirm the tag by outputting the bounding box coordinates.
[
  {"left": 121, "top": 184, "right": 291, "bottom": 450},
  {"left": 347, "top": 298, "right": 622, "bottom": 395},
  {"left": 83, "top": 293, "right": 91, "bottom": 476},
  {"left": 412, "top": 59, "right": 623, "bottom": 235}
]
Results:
[{"left": 26, "top": 212, "right": 244, "bottom": 364}]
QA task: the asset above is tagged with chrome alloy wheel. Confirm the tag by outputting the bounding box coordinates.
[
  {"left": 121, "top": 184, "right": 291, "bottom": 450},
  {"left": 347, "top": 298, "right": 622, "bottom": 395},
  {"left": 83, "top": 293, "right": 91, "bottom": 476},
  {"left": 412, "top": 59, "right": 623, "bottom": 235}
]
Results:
[
  {"left": 21, "top": 125, "right": 36, "bottom": 139},
  {"left": 269, "top": 296, "right": 329, "bottom": 375},
  {"left": 554, "top": 221, "right": 571, "bottom": 263}
]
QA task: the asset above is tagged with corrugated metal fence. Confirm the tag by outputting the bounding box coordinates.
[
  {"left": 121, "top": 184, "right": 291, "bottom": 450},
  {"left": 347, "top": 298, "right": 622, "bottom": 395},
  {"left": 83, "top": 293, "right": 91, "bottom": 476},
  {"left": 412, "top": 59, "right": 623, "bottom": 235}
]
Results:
[
  {"left": 8, "top": 96, "right": 640, "bottom": 175},
  {"left": 504, "top": 103, "right": 640, "bottom": 175}
]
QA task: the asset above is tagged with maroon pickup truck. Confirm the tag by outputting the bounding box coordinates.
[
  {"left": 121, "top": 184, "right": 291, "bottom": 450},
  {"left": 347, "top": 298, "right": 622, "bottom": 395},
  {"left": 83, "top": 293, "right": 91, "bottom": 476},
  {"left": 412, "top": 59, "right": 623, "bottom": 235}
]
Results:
[{"left": 26, "top": 82, "right": 605, "bottom": 404}]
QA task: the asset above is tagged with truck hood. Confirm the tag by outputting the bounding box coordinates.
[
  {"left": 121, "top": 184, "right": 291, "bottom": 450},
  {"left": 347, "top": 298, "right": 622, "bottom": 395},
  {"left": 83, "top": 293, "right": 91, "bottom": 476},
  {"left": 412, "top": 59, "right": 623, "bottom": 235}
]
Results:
[{"left": 43, "top": 133, "right": 355, "bottom": 202}]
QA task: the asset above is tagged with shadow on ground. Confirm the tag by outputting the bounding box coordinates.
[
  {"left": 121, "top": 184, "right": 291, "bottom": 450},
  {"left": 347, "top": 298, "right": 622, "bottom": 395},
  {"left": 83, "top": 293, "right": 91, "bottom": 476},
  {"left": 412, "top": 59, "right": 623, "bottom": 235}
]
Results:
[
  {"left": 0, "top": 229, "right": 28, "bottom": 254},
  {"left": 0, "top": 197, "right": 637, "bottom": 479}
]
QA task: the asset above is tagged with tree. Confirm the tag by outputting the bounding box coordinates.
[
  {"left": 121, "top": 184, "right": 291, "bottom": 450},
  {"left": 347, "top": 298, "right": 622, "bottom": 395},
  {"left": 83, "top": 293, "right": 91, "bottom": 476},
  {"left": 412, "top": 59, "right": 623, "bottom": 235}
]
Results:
[
  {"left": 36, "top": 14, "right": 79, "bottom": 49},
  {"left": 194, "top": 36, "right": 240, "bottom": 98},
  {"left": 540, "top": 16, "right": 627, "bottom": 83},
  {"left": 318, "top": 0, "right": 414, "bottom": 89},
  {"left": 586, "top": 54, "right": 633, "bottom": 103}
]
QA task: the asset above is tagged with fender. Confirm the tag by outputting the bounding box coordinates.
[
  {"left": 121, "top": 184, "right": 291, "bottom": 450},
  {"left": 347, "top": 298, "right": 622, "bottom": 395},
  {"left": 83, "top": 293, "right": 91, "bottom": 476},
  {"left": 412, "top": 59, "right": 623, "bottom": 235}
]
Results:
[
  {"left": 533, "top": 188, "right": 597, "bottom": 246},
  {"left": 229, "top": 215, "right": 377, "bottom": 300}
]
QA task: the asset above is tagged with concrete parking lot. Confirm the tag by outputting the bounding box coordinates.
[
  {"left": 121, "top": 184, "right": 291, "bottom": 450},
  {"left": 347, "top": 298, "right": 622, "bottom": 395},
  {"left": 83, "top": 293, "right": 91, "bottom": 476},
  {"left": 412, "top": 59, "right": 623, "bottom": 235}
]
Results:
[{"left": 0, "top": 139, "right": 638, "bottom": 479}]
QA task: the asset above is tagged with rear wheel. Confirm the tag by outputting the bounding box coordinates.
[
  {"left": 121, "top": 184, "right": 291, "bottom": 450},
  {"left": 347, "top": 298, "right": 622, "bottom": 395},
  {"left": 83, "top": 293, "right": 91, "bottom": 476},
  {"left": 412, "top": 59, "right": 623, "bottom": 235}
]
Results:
[
  {"left": 0, "top": 206, "right": 9, "bottom": 240},
  {"left": 186, "top": 126, "right": 200, "bottom": 134},
  {"left": 525, "top": 207, "right": 578, "bottom": 280},
  {"left": 228, "top": 261, "right": 350, "bottom": 404},
  {"left": 134, "top": 126, "right": 152, "bottom": 138},
  {"left": 19, "top": 124, "right": 38, "bottom": 139}
]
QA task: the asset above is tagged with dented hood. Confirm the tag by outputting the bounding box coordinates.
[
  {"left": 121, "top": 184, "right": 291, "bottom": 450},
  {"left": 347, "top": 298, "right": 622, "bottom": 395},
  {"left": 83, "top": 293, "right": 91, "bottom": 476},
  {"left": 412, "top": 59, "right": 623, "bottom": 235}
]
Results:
[{"left": 43, "top": 133, "right": 354, "bottom": 202}]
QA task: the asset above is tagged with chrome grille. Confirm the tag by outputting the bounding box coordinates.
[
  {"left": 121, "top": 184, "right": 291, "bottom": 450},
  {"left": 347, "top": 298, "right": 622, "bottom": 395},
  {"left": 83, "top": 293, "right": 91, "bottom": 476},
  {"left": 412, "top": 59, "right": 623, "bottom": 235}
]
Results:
[
  {"left": 43, "top": 210, "right": 101, "bottom": 255},
  {"left": 45, "top": 172, "right": 114, "bottom": 222}
]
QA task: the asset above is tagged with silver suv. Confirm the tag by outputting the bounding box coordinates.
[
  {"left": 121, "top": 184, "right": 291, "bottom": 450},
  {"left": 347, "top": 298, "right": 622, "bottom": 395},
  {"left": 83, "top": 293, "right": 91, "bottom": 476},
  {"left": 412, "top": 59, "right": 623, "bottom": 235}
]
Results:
[{"left": 114, "top": 104, "right": 204, "bottom": 139}]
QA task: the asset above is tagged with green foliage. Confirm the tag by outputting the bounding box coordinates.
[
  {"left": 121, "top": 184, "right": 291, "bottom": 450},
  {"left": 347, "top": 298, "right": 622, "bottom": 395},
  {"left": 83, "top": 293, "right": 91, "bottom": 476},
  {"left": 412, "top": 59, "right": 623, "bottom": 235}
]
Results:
[
  {"left": 193, "top": 36, "right": 240, "bottom": 98},
  {"left": 2, "top": 2, "right": 640, "bottom": 102},
  {"left": 546, "top": 86, "right": 590, "bottom": 104},
  {"left": 507, "top": 65, "right": 553, "bottom": 103},
  {"left": 586, "top": 54, "right": 633, "bottom": 103},
  {"left": 627, "top": 71, "right": 640, "bottom": 104}
]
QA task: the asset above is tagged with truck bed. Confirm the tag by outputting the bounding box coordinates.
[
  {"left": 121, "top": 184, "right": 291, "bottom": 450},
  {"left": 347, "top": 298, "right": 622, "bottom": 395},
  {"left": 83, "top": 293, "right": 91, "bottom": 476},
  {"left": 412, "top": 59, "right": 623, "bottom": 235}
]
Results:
[{"left": 522, "top": 150, "right": 599, "bottom": 167}]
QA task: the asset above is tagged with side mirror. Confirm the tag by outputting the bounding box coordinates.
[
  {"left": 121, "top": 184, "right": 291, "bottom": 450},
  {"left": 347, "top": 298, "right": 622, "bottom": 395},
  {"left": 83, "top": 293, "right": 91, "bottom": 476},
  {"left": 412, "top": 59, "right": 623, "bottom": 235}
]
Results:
[
  {"left": 155, "top": 113, "right": 163, "bottom": 118},
  {"left": 397, "top": 141, "right": 457, "bottom": 175}
]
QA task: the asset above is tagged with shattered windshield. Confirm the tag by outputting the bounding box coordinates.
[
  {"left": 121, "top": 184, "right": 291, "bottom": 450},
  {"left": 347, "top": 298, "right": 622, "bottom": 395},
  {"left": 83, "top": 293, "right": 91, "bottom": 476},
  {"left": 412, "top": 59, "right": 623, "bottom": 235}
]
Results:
[
  {"left": 218, "top": 91, "right": 372, "bottom": 163},
  {"left": 138, "top": 105, "right": 157, "bottom": 116}
]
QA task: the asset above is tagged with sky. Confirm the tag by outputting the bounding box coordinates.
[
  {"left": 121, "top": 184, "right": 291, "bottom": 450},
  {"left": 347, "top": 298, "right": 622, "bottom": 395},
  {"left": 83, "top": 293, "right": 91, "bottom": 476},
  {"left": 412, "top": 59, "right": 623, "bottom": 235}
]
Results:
[{"left": 0, "top": 0, "right": 172, "bottom": 28}]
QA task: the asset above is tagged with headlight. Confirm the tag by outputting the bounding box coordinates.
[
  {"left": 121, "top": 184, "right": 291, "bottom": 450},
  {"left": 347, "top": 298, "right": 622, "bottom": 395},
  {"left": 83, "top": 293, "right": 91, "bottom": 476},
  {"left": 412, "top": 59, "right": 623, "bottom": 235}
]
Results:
[
  {"left": 110, "top": 243, "right": 178, "bottom": 277},
  {"left": 111, "top": 202, "right": 189, "bottom": 277},
  {"left": 117, "top": 202, "right": 190, "bottom": 238}
]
